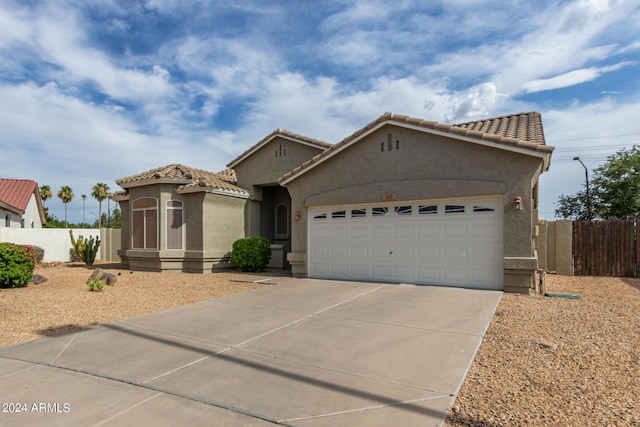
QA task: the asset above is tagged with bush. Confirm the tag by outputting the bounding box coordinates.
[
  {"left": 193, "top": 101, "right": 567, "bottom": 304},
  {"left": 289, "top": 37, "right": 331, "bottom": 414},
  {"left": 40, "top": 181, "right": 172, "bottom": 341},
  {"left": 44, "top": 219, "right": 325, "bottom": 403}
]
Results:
[
  {"left": 0, "top": 243, "right": 36, "bottom": 288},
  {"left": 86, "top": 279, "right": 105, "bottom": 292},
  {"left": 231, "top": 237, "right": 272, "bottom": 272}
]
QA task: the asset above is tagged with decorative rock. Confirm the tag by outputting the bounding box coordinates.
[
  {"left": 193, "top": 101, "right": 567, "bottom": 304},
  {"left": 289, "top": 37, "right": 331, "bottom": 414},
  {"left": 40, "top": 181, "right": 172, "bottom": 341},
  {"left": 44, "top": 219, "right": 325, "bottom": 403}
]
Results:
[
  {"left": 537, "top": 340, "right": 558, "bottom": 350},
  {"left": 87, "top": 268, "right": 117, "bottom": 286},
  {"left": 29, "top": 274, "right": 48, "bottom": 284}
]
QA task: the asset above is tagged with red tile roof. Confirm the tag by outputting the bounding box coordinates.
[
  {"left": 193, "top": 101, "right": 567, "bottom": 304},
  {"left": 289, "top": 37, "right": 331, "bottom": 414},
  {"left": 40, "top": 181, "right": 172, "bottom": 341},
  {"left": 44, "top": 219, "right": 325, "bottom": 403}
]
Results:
[
  {"left": 280, "top": 111, "right": 553, "bottom": 184},
  {"left": 0, "top": 179, "right": 38, "bottom": 214}
]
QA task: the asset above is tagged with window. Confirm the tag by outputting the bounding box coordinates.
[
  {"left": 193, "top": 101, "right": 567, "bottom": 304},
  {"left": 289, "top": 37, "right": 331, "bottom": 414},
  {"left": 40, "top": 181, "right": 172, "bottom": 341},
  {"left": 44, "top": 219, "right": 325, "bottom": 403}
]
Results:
[
  {"left": 372, "top": 207, "right": 389, "bottom": 216},
  {"left": 394, "top": 205, "right": 412, "bottom": 216},
  {"left": 313, "top": 213, "right": 327, "bottom": 220},
  {"left": 445, "top": 205, "right": 465, "bottom": 214},
  {"left": 473, "top": 205, "right": 495, "bottom": 213},
  {"left": 132, "top": 198, "right": 158, "bottom": 249},
  {"left": 275, "top": 203, "right": 289, "bottom": 239},
  {"left": 418, "top": 205, "right": 438, "bottom": 215},
  {"left": 331, "top": 210, "right": 346, "bottom": 219},
  {"left": 351, "top": 208, "right": 367, "bottom": 218},
  {"left": 166, "top": 200, "right": 183, "bottom": 250},
  {"left": 5, "top": 214, "right": 10, "bottom": 227},
  {"left": 21, "top": 219, "right": 25, "bottom": 228}
]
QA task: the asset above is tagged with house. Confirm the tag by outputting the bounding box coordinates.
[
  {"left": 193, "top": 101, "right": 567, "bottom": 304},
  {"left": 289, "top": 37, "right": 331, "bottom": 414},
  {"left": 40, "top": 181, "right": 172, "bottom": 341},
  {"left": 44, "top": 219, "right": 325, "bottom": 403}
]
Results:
[
  {"left": 113, "top": 112, "right": 553, "bottom": 293},
  {"left": 0, "top": 179, "right": 47, "bottom": 228}
]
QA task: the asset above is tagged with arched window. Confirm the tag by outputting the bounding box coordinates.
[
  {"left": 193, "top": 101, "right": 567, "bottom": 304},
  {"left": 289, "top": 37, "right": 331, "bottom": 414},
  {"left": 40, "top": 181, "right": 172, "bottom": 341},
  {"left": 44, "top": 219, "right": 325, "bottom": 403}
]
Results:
[
  {"left": 275, "top": 203, "right": 289, "bottom": 239},
  {"left": 166, "top": 200, "right": 183, "bottom": 250},
  {"left": 132, "top": 198, "right": 158, "bottom": 249}
]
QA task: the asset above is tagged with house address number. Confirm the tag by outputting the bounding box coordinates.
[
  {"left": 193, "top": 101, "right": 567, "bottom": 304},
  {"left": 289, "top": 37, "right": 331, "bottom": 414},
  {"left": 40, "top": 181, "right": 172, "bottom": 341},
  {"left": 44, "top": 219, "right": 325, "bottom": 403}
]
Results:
[{"left": 381, "top": 193, "right": 397, "bottom": 201}]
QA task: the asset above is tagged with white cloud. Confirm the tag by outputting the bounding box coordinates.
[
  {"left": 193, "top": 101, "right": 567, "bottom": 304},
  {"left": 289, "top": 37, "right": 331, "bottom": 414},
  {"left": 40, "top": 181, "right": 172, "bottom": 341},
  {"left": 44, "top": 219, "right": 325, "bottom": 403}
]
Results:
[{"left": 523, "top": 62, "right": 635, "bottom": 93}]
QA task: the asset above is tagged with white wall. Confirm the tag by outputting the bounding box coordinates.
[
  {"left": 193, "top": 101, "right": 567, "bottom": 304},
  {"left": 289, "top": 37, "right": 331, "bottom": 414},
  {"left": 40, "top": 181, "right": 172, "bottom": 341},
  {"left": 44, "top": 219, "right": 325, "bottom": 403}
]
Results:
[{"left": 0, "top": 228, "right": 101, "bottom": 262}]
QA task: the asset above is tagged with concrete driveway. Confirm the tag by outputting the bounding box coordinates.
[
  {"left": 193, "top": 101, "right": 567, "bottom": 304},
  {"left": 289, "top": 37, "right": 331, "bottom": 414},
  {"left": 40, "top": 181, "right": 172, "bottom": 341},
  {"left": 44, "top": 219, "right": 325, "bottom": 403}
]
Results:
[{"left": 0, "top": 279, "right": 501, "bottom": 426}]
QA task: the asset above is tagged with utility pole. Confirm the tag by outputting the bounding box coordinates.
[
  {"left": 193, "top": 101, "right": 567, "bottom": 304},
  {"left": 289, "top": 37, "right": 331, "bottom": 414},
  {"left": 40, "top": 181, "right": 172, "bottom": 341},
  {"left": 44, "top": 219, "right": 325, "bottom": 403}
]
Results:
[{"left": 573, "top": 157, "right": 591, "bottom": 220}]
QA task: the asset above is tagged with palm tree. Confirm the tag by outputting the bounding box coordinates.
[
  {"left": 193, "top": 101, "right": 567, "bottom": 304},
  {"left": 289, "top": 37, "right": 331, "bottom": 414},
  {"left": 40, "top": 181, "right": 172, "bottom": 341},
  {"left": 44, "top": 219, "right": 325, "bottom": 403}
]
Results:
[
  {"left": 91, "top": 183, "right": 110, "bottom": 228},
  {"left": 40, "top": 185, "right": 52, "bottom": 205},
  {"left": 81, "top": 195, "right": 87, "bottom": 227},
  {"left": 57, "top": 186, "right": 74, "bottom": 228}
]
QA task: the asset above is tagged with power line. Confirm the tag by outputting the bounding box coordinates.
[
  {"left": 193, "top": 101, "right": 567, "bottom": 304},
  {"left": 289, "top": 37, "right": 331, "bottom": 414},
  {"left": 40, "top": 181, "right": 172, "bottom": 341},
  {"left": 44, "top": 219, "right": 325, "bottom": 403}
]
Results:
[{"left": 547, "top": 132, "right": 640, "bottom": 143}]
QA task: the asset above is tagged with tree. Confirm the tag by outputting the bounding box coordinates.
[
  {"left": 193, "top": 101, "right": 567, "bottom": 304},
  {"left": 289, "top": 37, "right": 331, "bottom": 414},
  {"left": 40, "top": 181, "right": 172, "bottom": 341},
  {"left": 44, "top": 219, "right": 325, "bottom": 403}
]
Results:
[
  {"left": 40, "top": 185, "right": 52, "bottom": 205},
  {"left": 81, "top": 194, "right": 87, "bottom": 227},
  {"left": 556, "top": 146, "right": 640, "bottom": 220},
  {"left": 91, "top": 183, "right": 110, "bottom": 228},
  {"left": 57, "top": 186, "right": 74, "bottom": 228}
]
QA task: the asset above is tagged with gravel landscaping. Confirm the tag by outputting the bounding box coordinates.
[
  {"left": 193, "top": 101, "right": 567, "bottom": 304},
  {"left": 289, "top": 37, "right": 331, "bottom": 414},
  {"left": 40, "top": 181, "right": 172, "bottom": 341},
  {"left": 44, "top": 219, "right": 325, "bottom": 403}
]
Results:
[
  {"left": 446, "top": 274, "right": 640, "bottom": 427},
  {"left": 0, "top": 262, "right": 269, "bottom": 347},
  {"left": 2, "top": 264, "right": 639, "bottom": 426}
]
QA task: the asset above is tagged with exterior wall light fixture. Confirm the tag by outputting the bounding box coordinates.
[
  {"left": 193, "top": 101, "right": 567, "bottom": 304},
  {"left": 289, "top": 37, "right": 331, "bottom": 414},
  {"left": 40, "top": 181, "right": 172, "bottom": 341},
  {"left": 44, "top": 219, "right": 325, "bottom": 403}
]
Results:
[{"left": 514, "top": 196, "right": 523, "bottom": 211}]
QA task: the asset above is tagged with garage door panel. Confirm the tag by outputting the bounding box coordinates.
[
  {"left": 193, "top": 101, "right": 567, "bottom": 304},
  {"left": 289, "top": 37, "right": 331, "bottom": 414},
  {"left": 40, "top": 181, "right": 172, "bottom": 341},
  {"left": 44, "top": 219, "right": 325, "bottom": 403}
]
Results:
[
  {"left": 330, "top": 264, "right": 349, "bottom": 275},
  {"left": 331, "top": 245, "right": 348, "bottom": 257},
  {"left": 394, "top": 245, "right": 415, "bottom": 259},
  {"left": 372, "top": 225, "right": 391, "bottom": 238},
  {"left": 393, "top": 225, "right": 415, "bottom": 239},
  {"left": 350, "top": 264, "right": 369, "bottom": 276},
  {"left": 312, "top": 226, "right": 330, "bottom": 239},
  {"left": 443, "top": 223, "right": 467, "bottom": 238},
  {"left": 331, "top": 226, "right": 348, "bottom": 239},
  {"left": 351, "top": 226, "right": 368, "bottom": 238},
  {"left": 350, "top": 245, "right": 368, "bottom": 257},
  {"left": 309, "top": 198, "right": 503, "bottom": 289},
  {"left": 371, "top": 265, "right": 392, "bottom": 278},
  {"left": 393, "top": 266, "right": 415, "bottom": 280},
  {"left": 418, "top": 224, "right": 439, "bottom": 238}
]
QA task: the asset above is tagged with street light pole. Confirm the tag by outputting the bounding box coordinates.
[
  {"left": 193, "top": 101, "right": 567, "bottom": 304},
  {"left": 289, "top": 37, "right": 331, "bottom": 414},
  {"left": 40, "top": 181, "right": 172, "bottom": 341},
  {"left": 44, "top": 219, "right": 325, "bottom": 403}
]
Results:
[{"left": 573, "top": 156, "right": 591, "bottom": 220}]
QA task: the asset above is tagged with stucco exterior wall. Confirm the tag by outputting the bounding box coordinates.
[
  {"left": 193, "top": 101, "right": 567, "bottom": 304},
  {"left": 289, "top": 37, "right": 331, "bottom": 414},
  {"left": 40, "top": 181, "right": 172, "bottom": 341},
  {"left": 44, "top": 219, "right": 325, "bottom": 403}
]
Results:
[
  {"left": 234, "top": 136, "right": 325, "bottom": 188},
  {"left": 284, "top": 125, "right": 545, "bottom": 292},
  {"left": 120, "top": 183, "right": 246, "bottom": 273}
]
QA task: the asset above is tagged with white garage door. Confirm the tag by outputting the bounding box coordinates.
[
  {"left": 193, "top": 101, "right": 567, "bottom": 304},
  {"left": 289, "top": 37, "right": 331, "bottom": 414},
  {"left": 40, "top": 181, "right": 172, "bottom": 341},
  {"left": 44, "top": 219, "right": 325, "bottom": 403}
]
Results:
[{"left": 308, "top": 198, "right": 503, "bottom": 289}]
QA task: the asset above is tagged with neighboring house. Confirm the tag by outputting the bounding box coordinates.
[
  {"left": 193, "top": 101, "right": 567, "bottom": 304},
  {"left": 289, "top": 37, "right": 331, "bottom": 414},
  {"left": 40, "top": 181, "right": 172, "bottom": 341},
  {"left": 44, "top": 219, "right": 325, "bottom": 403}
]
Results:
[
  {"left": 0, "top": 179, "right": 46, "bottom": 228},
  {"left": 113, "top": 112, "right": 553, "bottom": 293}
]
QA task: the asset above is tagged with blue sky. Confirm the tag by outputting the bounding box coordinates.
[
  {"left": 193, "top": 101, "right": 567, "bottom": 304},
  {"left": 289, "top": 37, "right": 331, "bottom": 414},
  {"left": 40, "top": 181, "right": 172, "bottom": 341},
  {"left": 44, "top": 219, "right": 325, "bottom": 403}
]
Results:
[{"left": 1, "top": 0, "right": 639, "bottom": 224}]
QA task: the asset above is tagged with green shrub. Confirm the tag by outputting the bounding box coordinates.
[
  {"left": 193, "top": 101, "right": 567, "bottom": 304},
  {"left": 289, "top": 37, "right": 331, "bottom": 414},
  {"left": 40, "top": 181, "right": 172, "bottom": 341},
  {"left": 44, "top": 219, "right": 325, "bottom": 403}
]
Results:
[
  {"left": 231, "top": 237, "right": 272, "bottom": 272},
  {"left": 0, "top": 243, "right": 36, "bottom": 288},
  {"left": 86, "top": 279, "right": 105, "bottom": 292}
]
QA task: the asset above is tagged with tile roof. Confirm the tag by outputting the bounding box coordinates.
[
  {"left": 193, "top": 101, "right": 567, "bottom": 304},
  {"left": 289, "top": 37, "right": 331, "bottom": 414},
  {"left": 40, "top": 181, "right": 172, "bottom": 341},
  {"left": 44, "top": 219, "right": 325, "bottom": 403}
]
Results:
[
  {"left": 114, "top": 164, "right": 249, "bottom": 197},
  {"left": 279, "top": 111, "right": 553, "bottom": 184},
  {"left": 0, "top": 179, "right": 38, "bottom": 213},
  {"left": 227, "top": 128, "right": 332, "bottom": 168}
]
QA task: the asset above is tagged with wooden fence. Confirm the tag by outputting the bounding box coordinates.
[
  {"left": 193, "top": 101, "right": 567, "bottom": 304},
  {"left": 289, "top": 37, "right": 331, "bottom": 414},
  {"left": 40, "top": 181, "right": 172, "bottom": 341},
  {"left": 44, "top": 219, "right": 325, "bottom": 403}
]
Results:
[{"left": 573, "top": 220, "right": 637, "bottom": 277}]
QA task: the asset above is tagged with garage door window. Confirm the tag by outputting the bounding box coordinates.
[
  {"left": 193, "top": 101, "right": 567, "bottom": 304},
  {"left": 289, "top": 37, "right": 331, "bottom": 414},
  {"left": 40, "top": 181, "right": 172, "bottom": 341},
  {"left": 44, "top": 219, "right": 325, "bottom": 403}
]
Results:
[
  {"left": 419, "top": 205, "right": 438, "bottom": 215},
  {"left": 313, "top": 213, "right": 327, "bottom": 220},
  {"left": 473, "top": 204, "right": 496, "bottom": 213},
  {"left": 445, "top": 204, "right": 465, "bottom": 214},
  {"left": 351, "top": 208, "right": 367, "bottom": 218},
  {"left": 394, "top": 205, "right": 412, "bottom": 215},
  {"left": 331, "top": 210, "right": 346, "bottom": 219},
  {"left": 372, "top": 207, "right": 389, "bottom": 216}
]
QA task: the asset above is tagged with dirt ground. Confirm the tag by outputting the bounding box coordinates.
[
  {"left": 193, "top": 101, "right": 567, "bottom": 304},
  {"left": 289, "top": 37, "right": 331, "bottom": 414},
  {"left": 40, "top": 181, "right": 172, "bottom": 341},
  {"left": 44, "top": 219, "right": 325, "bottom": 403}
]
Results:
[
  {"left": 445, "top": 274, "right": 640, "bottom": 427},
  {"left": 0, "top": 262, "right": 269, "bottom": 347},
  {"left": 1, "top": 265, "right": 639, "bottom": 426}
]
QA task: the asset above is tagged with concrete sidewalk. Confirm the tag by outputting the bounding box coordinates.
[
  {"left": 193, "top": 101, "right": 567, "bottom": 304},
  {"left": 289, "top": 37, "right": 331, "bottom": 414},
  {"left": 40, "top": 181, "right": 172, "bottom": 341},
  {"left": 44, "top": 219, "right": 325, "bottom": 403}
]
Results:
[{"left": 0, "top": 279, "right": 501, "bottom": 426}]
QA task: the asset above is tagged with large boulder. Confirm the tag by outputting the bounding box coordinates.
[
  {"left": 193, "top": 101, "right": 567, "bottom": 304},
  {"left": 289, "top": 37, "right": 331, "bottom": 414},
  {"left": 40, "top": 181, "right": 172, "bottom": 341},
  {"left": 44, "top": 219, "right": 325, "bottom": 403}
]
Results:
[
  {"left": 87, "top": 268, "right": 117, "bottom": 286},
  {"left": 30, "top": 274, "right": 48, "bottom": 284}
]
